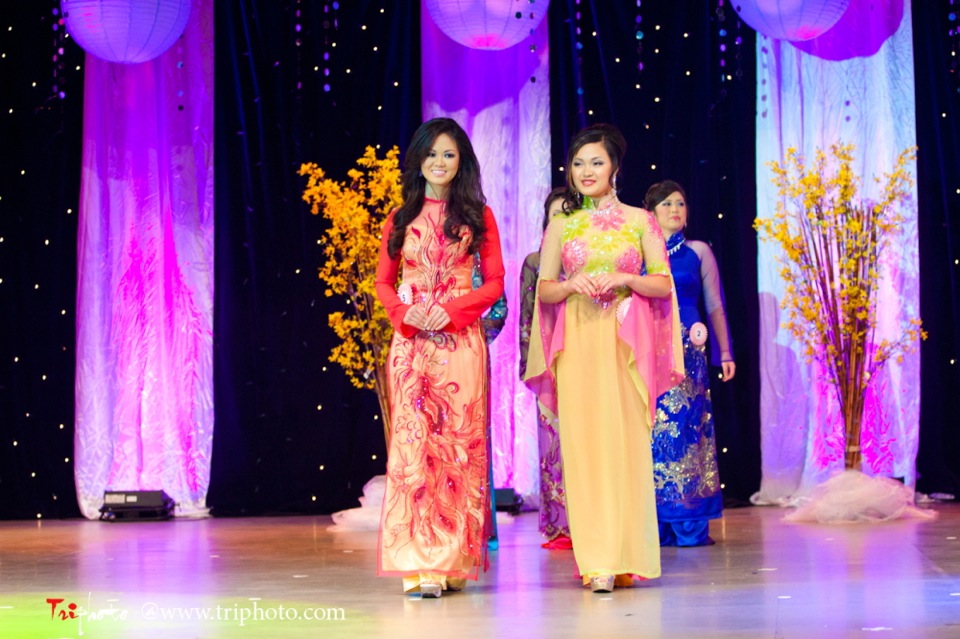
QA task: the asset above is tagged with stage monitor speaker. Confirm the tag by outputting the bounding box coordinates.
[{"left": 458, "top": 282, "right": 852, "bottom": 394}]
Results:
[
  {"left": 494, "top": 488, "right": 523, "bottom": 515},
  {"left": 99, "top": 490, "right": 174, "bottom": 522}
]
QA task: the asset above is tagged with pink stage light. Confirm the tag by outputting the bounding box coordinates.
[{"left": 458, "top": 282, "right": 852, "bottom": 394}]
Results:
[
  {"left": 423, "top": 0, "right": 549, "bottom": 50},
  {"left": 732, "top": 0, "right": 850, "bottom": 41},
  {"left": 62, "top": 0, "right": 191, "bottom": 64}
]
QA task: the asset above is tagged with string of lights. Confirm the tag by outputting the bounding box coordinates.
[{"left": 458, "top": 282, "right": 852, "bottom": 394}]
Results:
[
  {"left": 635, "top": 0, "right": 643, "bottom": 89},
  {"left": 322, "top": 1, "right": 338, "bottom": 94},
  {"left": 573, "top": 0, "right": 586, "bottom": 118},
  {"left": 950, "top": 0, "right": 959, "bottom": 88}
]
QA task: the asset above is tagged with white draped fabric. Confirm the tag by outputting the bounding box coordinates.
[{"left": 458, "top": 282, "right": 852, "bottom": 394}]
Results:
[
  {"left": 421, "top": 3, "right": 550, "bottom": 502},
  {"left": 74, "top": 0, "right": 214, "bottom": 519},
  {"left": 752, "top": 0, "right": 920, "bottom": 505}
]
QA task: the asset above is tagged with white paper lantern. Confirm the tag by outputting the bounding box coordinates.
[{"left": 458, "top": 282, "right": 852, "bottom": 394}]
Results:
[
  {"left": 424, "top": 0, "right": 550, "bottom": 50},
  {"left": 732, "top": 0, "right": 850, "bottom": 42},
  {"left": 63, "top": 0, "right": 192, "bottom": 64}
]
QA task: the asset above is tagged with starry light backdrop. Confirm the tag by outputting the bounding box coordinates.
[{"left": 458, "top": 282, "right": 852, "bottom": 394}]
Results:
[{"left": 0, "top": 1, "right": 957, "bottom": 520}]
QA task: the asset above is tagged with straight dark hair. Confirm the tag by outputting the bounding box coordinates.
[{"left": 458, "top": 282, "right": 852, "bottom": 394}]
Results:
[
  {"left": 559, "top": 123, "right": 627, "bottom": 213},
  {"left": 387, "top": 118, "right": 487, "bottom": 258}
]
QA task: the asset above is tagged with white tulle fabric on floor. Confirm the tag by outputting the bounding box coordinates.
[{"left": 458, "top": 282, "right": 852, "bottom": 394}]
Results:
[
  {"left": 327, "top": 475, "right": 386, "bottom": 532},
  {"left": 784, "top": 470, "right": 937, "bottom": 524},
  {"left": 327, "top": 475, "right": 515, "bottom": 532}
]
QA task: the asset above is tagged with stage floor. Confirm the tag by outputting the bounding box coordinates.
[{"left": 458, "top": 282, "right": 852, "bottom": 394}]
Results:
[{"left": 1, "top": 502, "right": 958, "bottom": 638}]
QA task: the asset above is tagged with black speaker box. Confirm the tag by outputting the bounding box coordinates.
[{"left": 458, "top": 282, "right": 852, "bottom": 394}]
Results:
[
  {"left": 494, "top": 488, "right": 523, "bottom": 515},
  {"left": 99, "top": 490, "right": 174, "bottom": 521}
]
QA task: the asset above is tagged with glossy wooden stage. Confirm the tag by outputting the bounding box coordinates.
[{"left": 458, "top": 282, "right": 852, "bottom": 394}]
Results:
[{"left": 1, "top": 502, "right": 958, "bottom": 638}]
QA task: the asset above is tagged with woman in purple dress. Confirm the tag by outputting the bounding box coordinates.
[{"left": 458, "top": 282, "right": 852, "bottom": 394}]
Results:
[{"left": 519, "top": 187, "right": 572, "bottom": 549}]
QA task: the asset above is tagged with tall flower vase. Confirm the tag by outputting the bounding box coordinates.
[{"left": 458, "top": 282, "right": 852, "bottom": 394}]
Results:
[
  {"left": 782, "top": 384, "right": 937, "bottom": 524},
  {"left": 754, "top": 144, "right": 931, "bottom": 524},
  {"left": 299, "top": 148, "right": 400, "bottom": 532},
  {"left": 841, "top": 389, "right": 865, "bottom": 471}
]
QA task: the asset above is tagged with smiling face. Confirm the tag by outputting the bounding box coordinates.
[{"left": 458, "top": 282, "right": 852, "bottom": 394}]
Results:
[
  {"left": 421, "top": 133, "right": 460, "bottom": 199},
  {"left": 653, "top": 191, "right": 688, "bottom": 237},
  {"left": 569, "top": 142, "right": 616, "bottom": 201}
]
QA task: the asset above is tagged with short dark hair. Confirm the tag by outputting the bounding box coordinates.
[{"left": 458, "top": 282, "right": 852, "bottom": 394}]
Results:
[
  {"left": 644, "top": 179, "right": 687, "bottom": 212},
  {"left": 542, "top": 187, "right": 567, "bottom": 230}
]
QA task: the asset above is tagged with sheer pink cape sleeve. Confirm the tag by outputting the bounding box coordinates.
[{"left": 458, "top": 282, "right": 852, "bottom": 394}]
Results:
[
  {"left": 521, "top": 217, "right": 565, "bottom": 415},
  {"left": 621, "top": 209, "right": 685, "bottom": 426}
]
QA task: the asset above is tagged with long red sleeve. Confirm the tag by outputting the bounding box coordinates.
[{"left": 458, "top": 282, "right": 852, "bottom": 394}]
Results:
[{"left": 374, "top": 210, "right": 417, "bottom": 338}]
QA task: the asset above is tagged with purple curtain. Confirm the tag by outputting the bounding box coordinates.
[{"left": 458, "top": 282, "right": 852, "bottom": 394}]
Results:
[
  {"left": 75, "top": 0, "right": 214, "bottom": 519},
  {"left": 421, "top": 2, "right": 551, "bottom": 502}
]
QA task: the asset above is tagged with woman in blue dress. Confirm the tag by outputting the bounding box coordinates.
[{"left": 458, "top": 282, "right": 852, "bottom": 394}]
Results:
[{"left": 645, "top": 180, "right": 735, "bottom": 547}]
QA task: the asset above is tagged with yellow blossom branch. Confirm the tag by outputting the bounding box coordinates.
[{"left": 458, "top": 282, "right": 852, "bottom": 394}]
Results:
[
  {"left": 300, "top": 146, "right": 402, "bottom": 441},
  {"left": 754, "top": 143, "right": 923, "bottom": 469}
]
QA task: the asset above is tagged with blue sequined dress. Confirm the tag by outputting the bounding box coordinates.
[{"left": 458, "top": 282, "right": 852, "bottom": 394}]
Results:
[{"left": 652, "top": 232, "right": 732, "bottom": 546}]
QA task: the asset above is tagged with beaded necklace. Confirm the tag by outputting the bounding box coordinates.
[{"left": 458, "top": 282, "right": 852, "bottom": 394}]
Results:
[{"left": 666, "top": 232, "right": 686, "bottom": 256}]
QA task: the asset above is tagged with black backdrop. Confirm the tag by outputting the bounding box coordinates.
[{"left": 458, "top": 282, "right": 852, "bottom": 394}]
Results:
[
  {"left": 0, "top": 2, "right": 956, "bottom": 520},
  {"left": 546, "top": 0, "right": 762, "bottom": 504},
  {"left": 210, "top": 1, "right": 422, "bottom": 515},
  {"left": 0, "top": 6, "right": 84, "bottom": 519}
]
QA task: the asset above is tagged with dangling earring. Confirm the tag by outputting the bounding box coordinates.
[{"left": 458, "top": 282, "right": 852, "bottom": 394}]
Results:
[{"left": 611, "top": 174, "right": 618, "bottom": 200}]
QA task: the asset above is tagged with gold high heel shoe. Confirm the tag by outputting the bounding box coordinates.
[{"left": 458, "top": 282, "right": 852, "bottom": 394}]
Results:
[{"left": 590, "top": 575, "right": 615, "bottom": 593}]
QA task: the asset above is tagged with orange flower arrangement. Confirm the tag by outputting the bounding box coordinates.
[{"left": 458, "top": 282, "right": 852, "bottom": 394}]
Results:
[
  {"left": 299, "top": 146, "right": 402, "bottom": 444},
  {"left": 755, "top": 143, "right": 926, "bottom": 469}
]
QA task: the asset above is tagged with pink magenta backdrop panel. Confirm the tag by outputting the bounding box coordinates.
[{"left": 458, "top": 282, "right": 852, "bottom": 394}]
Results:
[
  {"left": 74, "top": 0, "right": 214, "bottom": 519},
  {"left": 752, "top": 0, "right": 920, "bottom": 503},
  {"left": 421, "top": 0, "right": 551, "bottom": 503}
]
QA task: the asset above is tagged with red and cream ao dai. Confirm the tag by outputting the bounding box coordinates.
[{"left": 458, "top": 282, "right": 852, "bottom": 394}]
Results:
[{"left": 374, "top": 198, "right": 504, "bottom": 581}]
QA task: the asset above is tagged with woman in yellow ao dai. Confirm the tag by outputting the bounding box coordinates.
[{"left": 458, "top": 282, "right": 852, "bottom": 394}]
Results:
[{"left": 524, "top": 123, "right": 683, "bottom": 593}]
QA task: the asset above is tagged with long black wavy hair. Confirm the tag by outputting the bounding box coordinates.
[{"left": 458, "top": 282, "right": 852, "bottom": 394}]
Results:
[
  {"left": 559, "top": 123, "right": 627, "bottom": 213},
  {"left": 644, "top": 179, "right": 687, "bottom": 212},
  {"left": 387, "top": 117, "right": 487, "bottom": 259}
]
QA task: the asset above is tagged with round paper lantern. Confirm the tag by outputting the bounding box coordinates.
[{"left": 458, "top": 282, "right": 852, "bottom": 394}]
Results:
[
  {"left": 62, "top": 0, "right": 192, "bottom": 64},
  {"left": 732, "top": 0, "right": 851, "bottom": 42},
  {"left": 424, "top": 0, "right": 550, "bottom": 50}
]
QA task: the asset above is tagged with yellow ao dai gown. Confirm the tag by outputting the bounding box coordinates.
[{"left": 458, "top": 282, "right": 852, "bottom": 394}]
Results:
[{"left": 524, "top": 198, "right": 683, "bottom": 581}]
